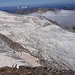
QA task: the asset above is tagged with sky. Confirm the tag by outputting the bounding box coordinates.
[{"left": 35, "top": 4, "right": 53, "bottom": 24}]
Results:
[{"left": 0, "top": 0, "right": 75, "bottom": 7}]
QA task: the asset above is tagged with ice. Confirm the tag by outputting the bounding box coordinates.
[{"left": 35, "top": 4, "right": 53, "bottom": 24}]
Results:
[{"left": 0, "top": 11, "right": 75, "bottom": 70}]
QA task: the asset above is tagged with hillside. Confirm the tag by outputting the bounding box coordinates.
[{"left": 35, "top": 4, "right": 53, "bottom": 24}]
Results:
[{"left": 0, "top": 11, "right": 75, "bottom": 70}]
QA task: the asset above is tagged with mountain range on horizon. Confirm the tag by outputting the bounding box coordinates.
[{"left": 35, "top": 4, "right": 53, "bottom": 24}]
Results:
[{"left": 0, "top": 4, "right": 75, "bottom": 14}]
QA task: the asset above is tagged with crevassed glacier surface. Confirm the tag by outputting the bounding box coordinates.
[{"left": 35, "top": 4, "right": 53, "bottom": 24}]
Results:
[{"left": 0, "top": 11, "right": 75, "bottom": 70}]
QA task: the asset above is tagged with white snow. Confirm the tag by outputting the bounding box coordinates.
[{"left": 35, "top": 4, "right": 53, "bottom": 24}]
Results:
[
  {"left": 0, "top": 11, "right": 75, "bottom": 70},
  {"left": 0, "top": 30, "right": 11, "bottom": 35},
  {"left": 16, "top": 52, "right": 41, "bottom": 67},
  {"left": 0, "top": 53, "right": 28, "bottom": 68}
]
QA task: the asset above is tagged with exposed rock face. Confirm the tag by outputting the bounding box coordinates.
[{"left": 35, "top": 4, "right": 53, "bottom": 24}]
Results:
[
  {"left": 0, "top": 11, "right": 75, "bottom": 70},
  {"left": 16, "top": 8, "right": 59, "bottom": 15}
]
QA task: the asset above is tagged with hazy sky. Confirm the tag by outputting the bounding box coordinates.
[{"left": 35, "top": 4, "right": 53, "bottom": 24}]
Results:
[{"left": 0, "top": 0, "right": 75, "bottom": 7}]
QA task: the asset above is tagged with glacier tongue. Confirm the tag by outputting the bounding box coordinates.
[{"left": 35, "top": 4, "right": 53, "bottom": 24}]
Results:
[{"left": 0, "top": 11, "right": 75, "bottom": 70}]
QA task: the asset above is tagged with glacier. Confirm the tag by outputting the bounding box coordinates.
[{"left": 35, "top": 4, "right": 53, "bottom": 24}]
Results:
[{"left": 0, "top": 11, "right": 75, "bottom": 70}]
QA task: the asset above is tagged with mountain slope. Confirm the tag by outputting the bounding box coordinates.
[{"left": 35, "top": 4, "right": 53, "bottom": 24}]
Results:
[{"left": 0, "top": 11, "right": 75, "bottom": 70}]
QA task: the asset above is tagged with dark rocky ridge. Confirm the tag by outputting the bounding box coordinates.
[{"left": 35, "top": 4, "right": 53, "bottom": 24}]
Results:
[
  {"left": 0, "top": 34, "right": 29, "bottom": 53},
  {"left": 43, "top": 16, "right": 75, "bottom": 32},
  {"left": 15, "top": 7, "right": 75, "bottom": 15},
  {"left": 15, "top": 8, "right": 60, "bottom": 15},
  {"left": 0, "top": 66, "right": 75, "bottom": 75}
]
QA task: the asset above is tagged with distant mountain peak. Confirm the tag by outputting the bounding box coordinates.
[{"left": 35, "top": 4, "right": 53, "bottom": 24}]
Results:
[{"left": 17, "top": 6, "right": 27, "bottom": 10}]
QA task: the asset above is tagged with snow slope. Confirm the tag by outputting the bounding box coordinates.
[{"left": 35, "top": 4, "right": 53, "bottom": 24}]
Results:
[{"left": 0, "top": 11, "right": 75, "bottom": 70}]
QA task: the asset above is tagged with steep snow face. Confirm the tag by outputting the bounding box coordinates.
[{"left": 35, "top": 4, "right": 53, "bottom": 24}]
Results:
[{"left": 0, "top": 11, "right": 75, "bottom": 70}]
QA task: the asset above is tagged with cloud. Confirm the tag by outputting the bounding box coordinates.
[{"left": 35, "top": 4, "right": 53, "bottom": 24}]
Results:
[{"left": 28, "top": 10, "right": 75, "bottom": 27}]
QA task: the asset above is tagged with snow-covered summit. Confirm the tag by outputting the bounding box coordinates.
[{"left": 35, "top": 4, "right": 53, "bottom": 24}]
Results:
[
  {"left": 17, "top": 6, "right": 27, "bottom": 10},
  {"left": 0, "top": 11, "right": 75, "bottom": 70}
]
